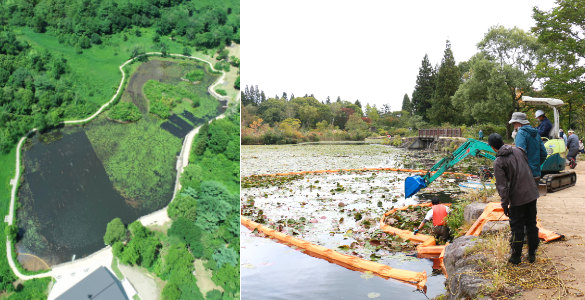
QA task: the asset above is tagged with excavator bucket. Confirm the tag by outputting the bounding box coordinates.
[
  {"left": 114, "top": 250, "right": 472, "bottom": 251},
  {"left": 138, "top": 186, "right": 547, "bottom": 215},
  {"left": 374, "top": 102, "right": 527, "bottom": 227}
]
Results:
[{"left": 405, "top": 175, "right": 426, "bottom": 198}]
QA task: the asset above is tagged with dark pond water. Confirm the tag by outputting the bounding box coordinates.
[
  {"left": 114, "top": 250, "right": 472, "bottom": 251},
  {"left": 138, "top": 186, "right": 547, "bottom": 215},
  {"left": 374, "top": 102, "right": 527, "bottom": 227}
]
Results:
[
  {"left": 180, "top": 111, "right": 205, "bottom": 125},
  {"left": 241, "top": 227, "right": 446, "bottom": 300},
  {"left": 159, "top": 122, "right": 183, "bottom": 139},
  {"left": 17, "top": 129, "right": 149, "bottom": 266}
]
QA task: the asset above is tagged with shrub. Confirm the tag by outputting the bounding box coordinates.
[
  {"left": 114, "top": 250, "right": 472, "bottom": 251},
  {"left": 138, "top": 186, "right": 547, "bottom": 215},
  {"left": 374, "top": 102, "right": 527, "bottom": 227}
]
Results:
[
  {"left": 149, "top": 100, "right": 171, "bottom": 119},
  {"left": 182, "top": 46, "right": 191, "bottom": 56},
  {"left": 261, "top": 130, "right": 284, "bottom": 144},
  {"left": 216, "top": 89, "right": 227, "bottom": 96},
  {"left": 445, "top": 200, "right": 469, "bottom": 238},
  {"left": 5, "top": 225, "right": 18, "bottom": 242},
  {"left": 161, "top": 283, "right": 181, "bottom": 300},
  {"left": 108, "top": 101, "right": 141, "bottom": 122},
  {"left": 214, "top": 61, "right": 230, "bottom": 72},
  {"left": 104, "top": 218, "right": 126, "bottom": 245},
  {"left": 206, "top": 290, "right": 223, "bottom": 300},
  {"left": 186, "top": 69, "right": 204, "bottom": 82}
]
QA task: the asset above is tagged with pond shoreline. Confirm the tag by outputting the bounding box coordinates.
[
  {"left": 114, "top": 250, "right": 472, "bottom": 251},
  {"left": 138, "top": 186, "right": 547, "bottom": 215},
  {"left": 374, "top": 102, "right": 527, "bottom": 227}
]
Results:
[{"left": 5, "top": 52, "right": 233, "bottom": 281}]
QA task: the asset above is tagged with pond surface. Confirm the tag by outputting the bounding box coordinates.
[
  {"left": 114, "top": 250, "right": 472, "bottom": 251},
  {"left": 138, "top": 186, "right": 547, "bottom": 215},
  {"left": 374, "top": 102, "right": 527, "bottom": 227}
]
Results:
[
  {"left": 17, "top": 129, "right": 148, "bottom": 266},
  {"left": 241, "top": 227, "right": 446, "bottom": 300},
  {"left": 15, "top": 59, "right": 222, "bottom": 268},
  {"left": 240, "top": 144, "right": 489, "bottom": 299}
]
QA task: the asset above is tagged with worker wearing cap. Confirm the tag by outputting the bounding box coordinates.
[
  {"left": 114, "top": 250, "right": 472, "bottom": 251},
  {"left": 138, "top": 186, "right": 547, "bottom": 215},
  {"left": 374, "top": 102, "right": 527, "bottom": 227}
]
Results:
[
  {"left": 567, "top": 130, "right": 579, "bottom": 169},
  {"left": 559, "top": 129, "right": 568, "bottom": 146},
  {"left": 413, "top": 197, "right": 450, "bottom": 243},
  {"left": 510, "top": 112, "right": 547, "bottom": 182},
  {"left": 489, "top": 133, "right": 540, "bottom": 265},
  {"left": 535, "top": 110, "right": 552, "bottom": 139}
]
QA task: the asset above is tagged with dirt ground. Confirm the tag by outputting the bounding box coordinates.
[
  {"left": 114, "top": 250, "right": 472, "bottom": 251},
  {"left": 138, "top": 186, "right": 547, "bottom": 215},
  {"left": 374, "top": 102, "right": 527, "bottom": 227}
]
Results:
[
  {"left": 194, "top": 259, "right": 223, "bottom": 296},
  {"left": 118, "top": 263, "right": 162, "bottom": 300},
  {"left": 521, "top": 163, "right": 585, "bottom": 299}
]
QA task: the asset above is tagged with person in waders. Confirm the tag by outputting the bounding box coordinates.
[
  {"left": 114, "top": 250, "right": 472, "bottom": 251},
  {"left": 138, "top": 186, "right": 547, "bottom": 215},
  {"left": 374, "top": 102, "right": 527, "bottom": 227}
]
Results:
[
  {"left": 413, "top": 197, "right": 450, "bottom": 243},
  {"left": 489, "top": 133, "right": 540, "bottom": 264}
]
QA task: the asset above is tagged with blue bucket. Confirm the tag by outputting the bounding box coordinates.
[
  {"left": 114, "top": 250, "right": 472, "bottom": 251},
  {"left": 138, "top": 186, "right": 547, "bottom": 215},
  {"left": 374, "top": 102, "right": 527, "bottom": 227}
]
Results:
[{"left": 405, "top": 175, "right": 426, "bottom": 198}]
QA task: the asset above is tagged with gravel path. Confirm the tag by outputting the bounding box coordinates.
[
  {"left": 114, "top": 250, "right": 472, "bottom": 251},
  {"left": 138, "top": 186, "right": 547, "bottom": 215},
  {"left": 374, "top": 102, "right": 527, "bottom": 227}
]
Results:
[
  {"left": 119, "top": 263, "right": 161, "bottom": 300},
  {"left": 520, "top": 163, "right": 585, "bottom": 298}
]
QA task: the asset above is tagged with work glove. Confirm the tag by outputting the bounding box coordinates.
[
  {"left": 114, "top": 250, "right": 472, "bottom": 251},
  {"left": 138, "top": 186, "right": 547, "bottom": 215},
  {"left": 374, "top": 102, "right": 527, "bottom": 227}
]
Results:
[
  {"left": 502, "top": 205, "right": 510, "bottom": 217},
  {"left": 413, "top": 229, "right": 419, "bottom": 235}
]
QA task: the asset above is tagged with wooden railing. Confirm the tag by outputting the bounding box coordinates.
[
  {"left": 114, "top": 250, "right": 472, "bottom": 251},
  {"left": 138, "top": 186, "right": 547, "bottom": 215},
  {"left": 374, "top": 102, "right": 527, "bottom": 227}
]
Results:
[{"left": 418, "top": 128, "right": 461, "bottom": 137}]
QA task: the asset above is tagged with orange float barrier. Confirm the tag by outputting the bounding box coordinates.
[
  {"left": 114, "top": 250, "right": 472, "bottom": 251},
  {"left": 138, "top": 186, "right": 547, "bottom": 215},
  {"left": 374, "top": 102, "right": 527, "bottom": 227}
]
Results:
[
  {"left": 379, "top": 203, "right": 452, "bottom": 256},
  {"left": 241, "top": 217, "right": 428, "bottom": 289},
  {"left": 465, "top": 202, "right": 564, "bottom": 243},
  {"left": 247, "top": 167, "right": 475, "bottom": 178},
  {"left": 439, "top": 244, "right": 448, "bottom": 277}
]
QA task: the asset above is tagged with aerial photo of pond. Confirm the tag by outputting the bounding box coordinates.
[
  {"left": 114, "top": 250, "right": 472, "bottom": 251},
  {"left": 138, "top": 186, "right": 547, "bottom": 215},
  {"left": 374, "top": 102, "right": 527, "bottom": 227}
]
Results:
[
  {"left": 240, "top": 144, "right": 491, "bottom": 299},
  {"left": 16, "top": 58, "right": 223, "bottom": 269}
]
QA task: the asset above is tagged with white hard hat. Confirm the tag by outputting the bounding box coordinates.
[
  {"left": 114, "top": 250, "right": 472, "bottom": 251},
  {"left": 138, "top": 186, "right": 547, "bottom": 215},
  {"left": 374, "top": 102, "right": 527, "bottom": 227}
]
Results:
[{"left": 535, "top": 110, "right": 545, "bottom": 118}]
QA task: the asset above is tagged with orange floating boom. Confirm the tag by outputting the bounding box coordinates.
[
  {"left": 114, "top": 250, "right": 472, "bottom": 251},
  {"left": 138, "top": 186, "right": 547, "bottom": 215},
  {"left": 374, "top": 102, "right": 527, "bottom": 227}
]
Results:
[{"left": 241, "top": 217, "right": 427, "bottom": 289}]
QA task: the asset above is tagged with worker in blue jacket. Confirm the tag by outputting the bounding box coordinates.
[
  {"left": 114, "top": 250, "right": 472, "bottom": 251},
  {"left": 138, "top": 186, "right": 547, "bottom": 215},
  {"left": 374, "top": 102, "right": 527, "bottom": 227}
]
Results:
[
  {"left": 535, "top": 110, "right": 552, "bottom": 139},
  {"left": 510, "top": 112, "right": 547, "bottom": 182}
]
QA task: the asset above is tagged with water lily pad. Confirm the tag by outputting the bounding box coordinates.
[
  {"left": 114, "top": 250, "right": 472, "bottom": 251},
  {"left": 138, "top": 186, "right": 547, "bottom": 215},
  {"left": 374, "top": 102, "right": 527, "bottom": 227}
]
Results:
[
  {"left": 368, "top": 292, "right": 381, "bottom": 298},
  {"left": 360, "top": 271, "right": 374, "bottom": 280}
]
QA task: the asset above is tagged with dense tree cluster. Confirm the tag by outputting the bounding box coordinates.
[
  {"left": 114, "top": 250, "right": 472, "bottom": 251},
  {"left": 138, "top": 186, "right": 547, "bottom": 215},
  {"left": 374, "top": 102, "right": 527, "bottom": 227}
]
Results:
[
  {"left": 0, "top": 31, "right": 97, "bottom": 153},
  {"left": 532, "top": 0, "right": 585, "bottom": 131},
  {"left": 0, "top": 0, "right": 240, "bottom": 49},
  {"left": 241, "top": 86, "right": 399, "bottom": 144}
]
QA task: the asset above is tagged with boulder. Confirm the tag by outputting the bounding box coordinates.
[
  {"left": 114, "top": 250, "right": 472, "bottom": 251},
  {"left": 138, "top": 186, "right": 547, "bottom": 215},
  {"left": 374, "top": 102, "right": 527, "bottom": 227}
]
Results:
[
  {"left": 443, "top": 236, "right": 491, "bottom": 300},
  {"left": 481, "top": 221, "right": 508, "bottom": 234},
  {"left": 464, "top": 203, "right": 488, "bottom": 223}
]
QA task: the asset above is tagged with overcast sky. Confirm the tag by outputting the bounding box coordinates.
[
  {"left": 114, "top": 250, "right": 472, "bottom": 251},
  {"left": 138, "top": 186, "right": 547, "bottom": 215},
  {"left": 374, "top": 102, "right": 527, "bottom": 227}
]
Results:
[{"left": 241, "top": 0, "right": 557, "bottom": 112}]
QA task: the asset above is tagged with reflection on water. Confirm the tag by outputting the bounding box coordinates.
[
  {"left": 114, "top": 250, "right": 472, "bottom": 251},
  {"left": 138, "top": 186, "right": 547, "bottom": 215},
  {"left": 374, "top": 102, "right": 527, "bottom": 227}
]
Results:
[
  {"left": 17, "top": 129, "right": 149, "bottom": 267},
  {"left": 241, "top": 227, "right": 446, "bottom": 300}
]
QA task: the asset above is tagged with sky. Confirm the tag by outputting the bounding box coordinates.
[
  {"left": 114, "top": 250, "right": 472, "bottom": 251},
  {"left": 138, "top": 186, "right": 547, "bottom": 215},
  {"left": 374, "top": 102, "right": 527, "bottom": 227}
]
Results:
[{"left": 241, "top": 0, "right": 558, "bottom": 112}]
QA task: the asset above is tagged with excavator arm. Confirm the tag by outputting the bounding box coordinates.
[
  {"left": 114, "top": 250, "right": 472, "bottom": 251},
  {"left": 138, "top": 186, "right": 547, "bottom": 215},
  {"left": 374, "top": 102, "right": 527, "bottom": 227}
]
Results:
[{"left": 404, "top": 139, "right": 496, "bottom": 198}]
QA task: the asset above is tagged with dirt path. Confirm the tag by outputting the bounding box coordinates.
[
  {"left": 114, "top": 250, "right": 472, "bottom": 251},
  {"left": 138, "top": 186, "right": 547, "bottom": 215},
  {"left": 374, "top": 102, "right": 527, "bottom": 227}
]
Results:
[
  {"left": 521, "top": 163, "right": 585, "bottom": 299},
  {"left": 193, "top": 259, "right": 223, "bottom": 296},
  {"left": 118, "top": 263, "right": 161, "bottom": 300}
]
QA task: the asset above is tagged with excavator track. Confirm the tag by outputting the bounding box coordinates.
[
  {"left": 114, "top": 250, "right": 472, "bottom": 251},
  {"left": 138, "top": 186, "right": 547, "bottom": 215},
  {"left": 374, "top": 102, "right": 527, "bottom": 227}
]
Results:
[{"left": 541, "top": 171, "right": 577, "bottom": 193}]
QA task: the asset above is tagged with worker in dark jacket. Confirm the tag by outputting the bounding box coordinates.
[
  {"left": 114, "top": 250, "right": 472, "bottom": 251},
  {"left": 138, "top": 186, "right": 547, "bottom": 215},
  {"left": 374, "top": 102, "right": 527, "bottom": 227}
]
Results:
[
  {"left": 535, "top": 110, "right": 552, "bottom": 139},
  {"left": 567, "top": 130, "right": 579, "bottom": 169},
  {"left": 510, "top": 112, "right": 547, "bottom": 181},
  {"left": 488, "top": 133, "right": 540, "bottom": 265}
]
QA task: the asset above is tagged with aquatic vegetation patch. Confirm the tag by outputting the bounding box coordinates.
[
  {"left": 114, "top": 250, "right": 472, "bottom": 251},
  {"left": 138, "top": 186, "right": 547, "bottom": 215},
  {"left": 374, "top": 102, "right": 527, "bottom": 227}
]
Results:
[
  {"left": 241, "top": 170, "right": 465, "bottom": 261},
  {"left": 108, "top": 101, "right": 142, "bottom": 122},
  {"left": 85, "top": 114, "right": 182, "bottom": 210}
]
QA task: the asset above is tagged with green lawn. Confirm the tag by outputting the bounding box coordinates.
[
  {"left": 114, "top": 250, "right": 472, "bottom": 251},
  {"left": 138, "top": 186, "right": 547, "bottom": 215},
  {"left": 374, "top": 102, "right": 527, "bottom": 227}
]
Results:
[
  {"left": 111, "top": 258, "right": 125, "bottom": 280},
  {"left": 17, "top": 27, "right": 188, "bottom": 109}
]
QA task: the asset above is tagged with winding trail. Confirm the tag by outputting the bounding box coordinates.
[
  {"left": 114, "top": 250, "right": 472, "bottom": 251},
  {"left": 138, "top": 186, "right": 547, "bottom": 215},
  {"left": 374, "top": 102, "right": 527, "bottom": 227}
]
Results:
[{"left": 5, "top": 52, "right": 236, "bottom": 281}]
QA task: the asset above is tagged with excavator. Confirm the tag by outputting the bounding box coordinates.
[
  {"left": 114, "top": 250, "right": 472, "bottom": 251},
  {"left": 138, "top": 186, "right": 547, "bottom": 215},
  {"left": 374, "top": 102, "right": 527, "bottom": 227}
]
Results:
[{"left": 405, "top": 96, "right": 577, "bottom": 198}]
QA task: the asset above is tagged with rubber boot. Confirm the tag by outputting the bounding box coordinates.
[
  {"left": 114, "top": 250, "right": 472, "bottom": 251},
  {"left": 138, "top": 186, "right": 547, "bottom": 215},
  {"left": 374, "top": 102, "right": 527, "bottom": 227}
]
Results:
[
  {"left": 508, "top": 240, "right": 523, "bottom": 265},
  {"left": 528, "top": 236, "right": 540, "bottom": 263}
]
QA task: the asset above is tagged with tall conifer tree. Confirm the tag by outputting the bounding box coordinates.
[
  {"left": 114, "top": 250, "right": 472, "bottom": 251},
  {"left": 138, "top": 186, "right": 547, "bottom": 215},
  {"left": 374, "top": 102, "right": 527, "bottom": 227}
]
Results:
[
  {"left": 428, "top": 40, "right": 461, "bottom": 125},
  {"left": 411, "top": 54, "right": 435, "bottom": 121},
  {"left": 401, "top": 94, "right": 412, "bottom": 114}
]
